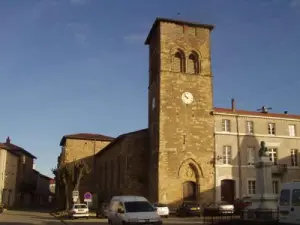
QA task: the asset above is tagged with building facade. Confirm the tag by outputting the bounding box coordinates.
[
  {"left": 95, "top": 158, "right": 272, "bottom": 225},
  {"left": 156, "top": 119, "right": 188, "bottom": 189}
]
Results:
[
  {"left": 0, "top": 144, "right": 19, "bottom": 207},
  {"left": 33, "top": 169, "right": 52, "bottom": 206},
  {"left": 0, "top": 137, "right": 38, "bottom": 207},
  {"left": 214, "top": 100, "right": 300, "bottom": 203},
  {"left": 56, "top": 133, "right": 114, "bottom": 208}
]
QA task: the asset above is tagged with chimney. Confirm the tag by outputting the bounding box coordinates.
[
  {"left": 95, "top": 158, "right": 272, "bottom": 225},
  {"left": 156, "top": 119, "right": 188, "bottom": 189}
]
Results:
[
  {"left": 231, "top": 98, "right": 236, "bottom": 111},
  {"left": 284, "top": 111, "right": 288, "bottom": 115},
  {"left": 6, "top": 136, "right": 11, "bottom": 144}
]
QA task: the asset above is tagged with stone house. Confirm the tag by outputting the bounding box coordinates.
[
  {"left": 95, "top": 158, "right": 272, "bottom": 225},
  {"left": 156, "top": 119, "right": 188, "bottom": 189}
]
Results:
[
  {"left": 32, "top": 169, "right": 52, "bottom": 206},
  {"left": 56, "top": 133, "right": 114, "bottom": 208},
  {"left": 0, "top": 137, "right": 37, "bottom": 207},
  {"left": 0, "top": 143, "right": 19, "bottom": 207}
]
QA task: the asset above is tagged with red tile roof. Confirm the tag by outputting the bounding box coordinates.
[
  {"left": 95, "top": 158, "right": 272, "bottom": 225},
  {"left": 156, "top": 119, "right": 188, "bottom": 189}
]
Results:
[
  {"left": 0, "top": 142, "right": 37, "bottom": 159},
  {"left": 213, "top": 107, "right": 300, "bottom": 120},
  {"left": 60, "top": 133, "right": 114, "bottom": 146}
]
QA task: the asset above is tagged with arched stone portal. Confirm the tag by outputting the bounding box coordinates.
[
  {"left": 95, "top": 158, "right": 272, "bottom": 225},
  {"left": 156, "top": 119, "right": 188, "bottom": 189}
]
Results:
[
  {"left": 183, "top": 181, "right": 197, "bottom": 201},
  {"left": 178, "top": 159, "right": 202, "bottom": 202}
]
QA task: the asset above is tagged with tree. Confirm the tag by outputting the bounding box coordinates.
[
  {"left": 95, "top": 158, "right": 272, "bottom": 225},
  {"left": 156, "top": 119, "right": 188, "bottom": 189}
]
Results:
[
  {"left": 52, "top": 159, "right": 91, "bottom": 209},
  {"left": 52, "top": 164, "right": 73, "bottom": 210},
  {"left": 72, "top": 159, "right": 91, "bottom": 194}
]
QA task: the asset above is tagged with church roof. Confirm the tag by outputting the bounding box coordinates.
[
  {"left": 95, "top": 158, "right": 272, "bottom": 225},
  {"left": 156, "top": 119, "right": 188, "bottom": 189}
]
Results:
[
  {"left": 60, "top": 133, "right": 114, "bottom": 146},
  {"left": 95, "top": 128, "right": 148, "bottom": 158}
]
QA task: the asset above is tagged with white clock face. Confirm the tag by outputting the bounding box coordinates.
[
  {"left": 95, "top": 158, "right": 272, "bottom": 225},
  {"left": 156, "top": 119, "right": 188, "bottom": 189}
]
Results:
[
  {"left": 181, "top": 92, "right": 194, "bottom": 104},
  {"left": 152, "top": 98, "right": 155, "bottom": 109}
]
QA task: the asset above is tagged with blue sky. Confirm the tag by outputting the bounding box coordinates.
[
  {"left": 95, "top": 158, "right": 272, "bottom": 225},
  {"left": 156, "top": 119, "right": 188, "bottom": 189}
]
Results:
[{"left": 0, "top": 0, "right": 300, "bottom": 178}]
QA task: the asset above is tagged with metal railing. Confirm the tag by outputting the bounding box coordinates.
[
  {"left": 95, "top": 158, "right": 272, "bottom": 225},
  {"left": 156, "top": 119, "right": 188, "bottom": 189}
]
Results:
[
  {"left": 272, "top": 164, "right": 288, "bottom": 175},
  {"left": 203, "top": 210, "right": 279, "bottom": 225}
]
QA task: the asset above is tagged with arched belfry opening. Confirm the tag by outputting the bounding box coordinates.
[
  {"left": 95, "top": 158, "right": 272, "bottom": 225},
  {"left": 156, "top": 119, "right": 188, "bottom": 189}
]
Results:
[
  {"left": 173, "top": 49, "right": 186, "bottom": 73},
  {"left": 188, "top": 51, "right": 200, "bottom": 74}
]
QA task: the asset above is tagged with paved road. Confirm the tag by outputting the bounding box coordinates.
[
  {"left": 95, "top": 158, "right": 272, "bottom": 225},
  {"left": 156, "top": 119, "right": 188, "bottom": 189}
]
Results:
[
  {"left": 62, "top": 216, "right": 206, "bottom": 224},
  {"left": 0, "top": 209, "right": 62, "bottom": 225}
]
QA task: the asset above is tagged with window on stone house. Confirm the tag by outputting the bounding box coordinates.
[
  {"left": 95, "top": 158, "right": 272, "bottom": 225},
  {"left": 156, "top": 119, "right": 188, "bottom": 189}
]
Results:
[
  {"left": 289, "top": 124, "right": 296, "bottom": 137},
  {"left": 247, "top": 147, "right": 255, "bottom": 165},
  {"left": 222, "top": 146, "right": 232, "bottom": 164},
  {"left": 272, "top": 180, "right": 279, "bottom": 194},
  {"left": 173, "top": 49, "right": 185, "bottom": 73},
  {"left": 268, "top": 123, "right": 276, "bottom": 135},
  {"left": 291, "top": 149, "right": 298, "bottom": 167},
  {"left": 269, "top": 148, "right": 277, "bottom": 165},
  {"left": 187, "top": 51, "right": 200, "bottom": 74},
  {"left": 246, "top": 121, "right": 254, "bottom": 134},
  {"left": 248, "top": 180, "right": 256, "bottom": 195},
  {"left": 222, "top": 119, "right": 231, "bottom": 132}
]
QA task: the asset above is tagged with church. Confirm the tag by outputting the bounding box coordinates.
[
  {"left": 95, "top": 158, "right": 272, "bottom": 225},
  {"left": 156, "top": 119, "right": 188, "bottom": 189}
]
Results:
[
  {"left": 93, "top": 17, "right": 300, "bottom": 207},
  {"left": 94, "top": 17, "right": 216, "bottom": 207}
]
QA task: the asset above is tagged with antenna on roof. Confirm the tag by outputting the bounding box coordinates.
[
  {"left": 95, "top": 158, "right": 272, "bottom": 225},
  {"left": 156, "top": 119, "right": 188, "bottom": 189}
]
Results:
[{"left": 257, "top": 105, "right": 272, "bottom": 113}]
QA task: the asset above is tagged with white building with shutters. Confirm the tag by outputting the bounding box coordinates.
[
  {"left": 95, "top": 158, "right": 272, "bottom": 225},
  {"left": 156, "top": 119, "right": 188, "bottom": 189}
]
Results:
[{"left": 212, "top": 99, "right": 300, "bottom": 203}]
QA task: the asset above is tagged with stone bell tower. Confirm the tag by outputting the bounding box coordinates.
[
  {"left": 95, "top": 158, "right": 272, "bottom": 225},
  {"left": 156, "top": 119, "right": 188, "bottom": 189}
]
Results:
[{"left": 145, "top": 18, "right": 216, "bottom": 205}]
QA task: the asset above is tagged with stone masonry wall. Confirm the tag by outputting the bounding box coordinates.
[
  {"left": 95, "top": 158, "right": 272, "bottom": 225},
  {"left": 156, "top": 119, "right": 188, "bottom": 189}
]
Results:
[
  {"left": 150, "top": 20, "right": 216, "bottom": 207},
  {"left": 95, "top": 129, "right": 149, "bottom": 203}
]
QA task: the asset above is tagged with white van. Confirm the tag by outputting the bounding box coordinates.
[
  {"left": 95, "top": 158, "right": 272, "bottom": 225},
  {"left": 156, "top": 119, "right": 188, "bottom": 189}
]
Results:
[
  {"left": 278, "top": 182, "right": 300, "bottom": 224},
  {"left": 106, "top": 196, "right": 162, "bottom": 225}
]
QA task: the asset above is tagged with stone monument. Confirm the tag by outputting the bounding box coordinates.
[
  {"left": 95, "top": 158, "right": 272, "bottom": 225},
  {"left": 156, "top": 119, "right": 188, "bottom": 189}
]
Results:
[{"left": 244, "top": 141, "right": 278, "bottom": 221}]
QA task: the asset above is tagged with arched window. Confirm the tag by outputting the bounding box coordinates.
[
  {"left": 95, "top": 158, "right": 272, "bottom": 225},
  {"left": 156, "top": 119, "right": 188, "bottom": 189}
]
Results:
[
  {"left": 188, "top": 52, "right": 200, "bottom": 74},
  {"left": 173, "top": 49, "right": 186, "bottom": 73}
]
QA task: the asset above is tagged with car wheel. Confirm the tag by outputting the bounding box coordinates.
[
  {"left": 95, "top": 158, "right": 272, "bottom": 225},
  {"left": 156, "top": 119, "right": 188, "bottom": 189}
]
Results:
[
  {"left": 108, "top": 220, "right": 113, "bottom": 225},
  {"left": 86, "top": 216, "right": 89, "bottom": 219},
  {"left": 164, "top": 215, "right": 169, "bottom": 218}
]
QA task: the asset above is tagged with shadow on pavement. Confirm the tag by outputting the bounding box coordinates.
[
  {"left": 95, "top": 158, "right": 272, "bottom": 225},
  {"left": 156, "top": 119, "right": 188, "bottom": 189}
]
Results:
[
  {"left": 0, "top": 223, "right": 62, "bottom": 225},
  {"left": 10, "top": 207, "right": 53, "bottom": 213}
]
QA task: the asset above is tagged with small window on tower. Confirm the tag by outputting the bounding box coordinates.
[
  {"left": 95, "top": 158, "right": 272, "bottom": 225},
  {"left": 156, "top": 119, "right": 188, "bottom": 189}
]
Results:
[
  {"left": 188, "top": 51, "right": 200, "bottom": 74},
  {"left": 173, "top": 49, "right": 185, "bottom": 73}
]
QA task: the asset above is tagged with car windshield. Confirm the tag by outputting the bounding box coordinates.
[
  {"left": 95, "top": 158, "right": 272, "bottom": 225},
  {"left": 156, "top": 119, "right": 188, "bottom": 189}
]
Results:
[
  {"left": 219, "top": 201, "right": 230, "bottom": 205},
  {"left": 124, "top": 201, "right": 156, "bottom": 213},
  {"left": 74, "top": 204, "right": 87, "bottom": 209},
  {"left": 184, "top": 202, "right": 199, "bottom": 207},
  {"left": 154, "top": 203, "right": 167, "bottom": 207}
]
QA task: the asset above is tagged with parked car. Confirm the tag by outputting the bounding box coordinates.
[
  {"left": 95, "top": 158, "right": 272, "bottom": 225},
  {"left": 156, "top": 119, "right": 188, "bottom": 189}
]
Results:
[
  {"left": 0, "top": 203, "right": 4, "bottom": 214},
  {"left": 176, "top": 201, "right": 201, "bottom": 217},
  {"left": 234, "top": 197, "right": 251, "bottom": 214},
  {"left": 203, "top": 201, "right": 234, "bottom": 216},
  {"left": 106, "top": 195, "right": 162, "bottom": 225},
  {"left": 68, "top": 203, "right": 89, "bottom": 219},
  {"left": 153, "top": 203, "right": 170, "bottom": 218},
  {"left": 96, "top": 202, "right": 109, "bottom": 218}
]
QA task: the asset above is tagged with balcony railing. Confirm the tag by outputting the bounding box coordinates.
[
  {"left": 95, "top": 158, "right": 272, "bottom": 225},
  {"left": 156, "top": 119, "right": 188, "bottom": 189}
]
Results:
[{"left": 272, "top": 164, "right": 287, "bottom": 175}]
